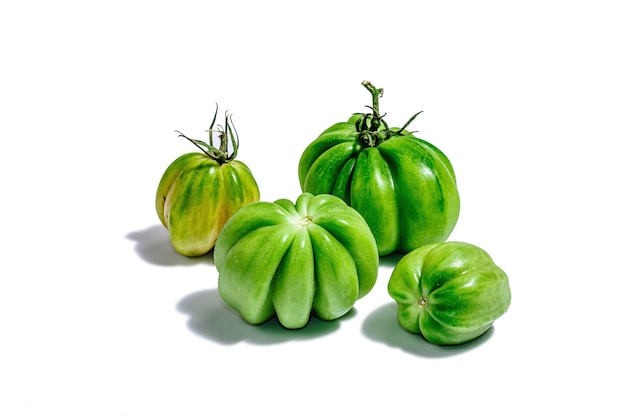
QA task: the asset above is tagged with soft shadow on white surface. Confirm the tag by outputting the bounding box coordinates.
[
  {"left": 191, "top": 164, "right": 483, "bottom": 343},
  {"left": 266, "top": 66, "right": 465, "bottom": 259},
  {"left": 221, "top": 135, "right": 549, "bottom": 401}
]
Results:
[
  {"left": 362, "top": 302, "right": 493, "bottom": 358},
  {"left": 177, "top": 289, "right": 350, "bottom": 345},
  {"left": 126, "top": 224, "right": 214, "bottom": 266}
]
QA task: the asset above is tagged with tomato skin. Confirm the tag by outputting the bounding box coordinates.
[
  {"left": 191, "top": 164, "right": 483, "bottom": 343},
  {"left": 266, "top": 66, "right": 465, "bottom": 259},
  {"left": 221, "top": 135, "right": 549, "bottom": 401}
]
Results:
[
  {"left": 156, "top": 152, "right": 260, "bottom": 257},
  {"left": 214, "top": 192, "right": 378, "bottom": 329},
  {"left": 388, "top": 241, "right": 511, "bottom": 345},
  {"left": 298, "top": 120, "right": 460, "bottom": 256}
]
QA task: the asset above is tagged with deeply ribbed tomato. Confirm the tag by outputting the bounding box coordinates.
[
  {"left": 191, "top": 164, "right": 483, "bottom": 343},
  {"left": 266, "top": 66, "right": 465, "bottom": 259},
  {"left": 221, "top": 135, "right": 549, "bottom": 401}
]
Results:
[
  {"left": 388, "top": 241, "right": 511, "bottom": 345},
  {"left": 156, "top": 108, "right": 259, "bottom": 257},
  {"left": 214, "top": 192, "right": 378, "bottom": 329},
  {"left": 298, "top": 81, "right": 460, "bottom": 256}
]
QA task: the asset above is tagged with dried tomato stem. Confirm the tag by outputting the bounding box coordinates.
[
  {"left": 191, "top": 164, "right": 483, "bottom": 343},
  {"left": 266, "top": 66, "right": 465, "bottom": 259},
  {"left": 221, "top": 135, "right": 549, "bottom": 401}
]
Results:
[{"left": 175, "top": 104, "right": 239, "bottom": 164}]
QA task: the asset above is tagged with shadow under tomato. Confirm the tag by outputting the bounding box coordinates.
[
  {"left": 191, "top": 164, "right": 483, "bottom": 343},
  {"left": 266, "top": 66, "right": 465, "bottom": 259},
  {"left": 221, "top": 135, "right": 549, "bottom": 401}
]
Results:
[
  {"left": 125, "top": 224, "right": 214, "bottom": 266},
  {"left": 361, "top": 302, "right": 493, "bottom": 358},
  {"left": 176, "top": 288, "right": 348, "bottom": 345},
  {"left": 378, "top": 253, "right": 404, "bottom": 268}
]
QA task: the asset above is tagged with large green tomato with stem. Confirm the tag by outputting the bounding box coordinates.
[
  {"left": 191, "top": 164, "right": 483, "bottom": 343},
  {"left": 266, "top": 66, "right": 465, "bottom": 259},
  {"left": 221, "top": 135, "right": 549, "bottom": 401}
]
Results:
[
  {"left": 298, "top": 81, "right": 460, "bottom": 256},
  {"left": 156, "top": 106, "right": 260, "bottom": 257},
  {"left": 214, "top": 192, "right": 378, "bottom": 329},
  {"left": 388, "top": 241, "right": 511, "bottom": 345}
]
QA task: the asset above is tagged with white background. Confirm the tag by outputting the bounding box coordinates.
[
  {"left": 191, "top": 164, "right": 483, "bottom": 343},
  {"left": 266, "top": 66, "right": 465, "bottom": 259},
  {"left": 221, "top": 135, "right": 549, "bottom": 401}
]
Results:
[{"left": 2, "top": 1, "right": 625, "bottom": 415}]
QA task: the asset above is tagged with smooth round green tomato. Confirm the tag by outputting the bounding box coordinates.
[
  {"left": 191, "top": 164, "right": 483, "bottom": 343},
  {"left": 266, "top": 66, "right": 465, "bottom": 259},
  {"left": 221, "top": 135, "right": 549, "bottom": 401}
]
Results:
[
  {"left": 214, "top": 192, "right": 379, "bottom": 329},
  {"left": 388, "top": 241, "right": 511, "bottom": 345},
  {"left": 298, "top": 81, "right": 460, "bottom": 256},
  {"left": 156, "top": 109, "right": 260, "bottom": 257}
]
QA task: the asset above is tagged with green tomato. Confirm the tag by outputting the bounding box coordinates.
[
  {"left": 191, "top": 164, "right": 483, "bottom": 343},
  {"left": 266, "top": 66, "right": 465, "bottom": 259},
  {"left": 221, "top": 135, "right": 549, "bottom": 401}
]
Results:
[
  {"left": 214, "top": 192, "right": 379, "bottom": 329},
  {"left": 388, "top": 241, "right": 511, "bottom": 345},
  {"left": 156, "top": 108, "right": 260, "bottom": 257},
  {"left": 298, "top": 81, "right": 460, "bottom": 256}
]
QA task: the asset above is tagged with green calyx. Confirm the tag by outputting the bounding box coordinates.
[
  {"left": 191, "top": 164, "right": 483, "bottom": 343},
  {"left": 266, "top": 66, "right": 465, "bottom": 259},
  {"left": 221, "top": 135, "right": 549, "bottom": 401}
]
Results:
[
  {"left": 175, "top": 104, "right": 240, "bottom": 164},
  {"left": 354, "top": 80, "right": 423, "bottom": 147}
]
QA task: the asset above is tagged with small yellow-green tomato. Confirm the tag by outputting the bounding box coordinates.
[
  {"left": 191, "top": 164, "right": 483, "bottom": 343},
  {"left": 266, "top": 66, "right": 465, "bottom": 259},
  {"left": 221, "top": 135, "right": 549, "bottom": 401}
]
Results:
[
  {"left": 388, "top": 241, "right": 511, "bottom": 345},
  {"left": 156, "top": 108, "right": 260, "bottom": 257},
  {"left": 214, "top": 192, "right": 379, "bottom": 329}
]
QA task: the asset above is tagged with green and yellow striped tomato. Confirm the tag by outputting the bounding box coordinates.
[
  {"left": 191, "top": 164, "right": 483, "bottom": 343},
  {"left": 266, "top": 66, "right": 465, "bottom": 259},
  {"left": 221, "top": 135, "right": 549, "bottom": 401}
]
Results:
[
  {"left": 156, "top": 109, "right": 259, "bottom": 257},
  {"left": 298, "top": 81, "right": 460, "bottom": 256},
  {"left": 214, "top": 192, "right": 378, "bottom": 329},
  {"left": 388, "top": 241, "right": 511, "bottom": 345}
]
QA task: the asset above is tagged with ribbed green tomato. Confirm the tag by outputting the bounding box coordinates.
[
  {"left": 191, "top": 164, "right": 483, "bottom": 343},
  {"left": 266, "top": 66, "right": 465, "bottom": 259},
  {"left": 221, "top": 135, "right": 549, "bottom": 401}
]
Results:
[
  {"left": 298, "top": 81, "right": 460, "bottom": 256},
  {"left": 388, "top": 241, "right": 511, "bottom": 345},
  {"left": 156, "top": 109, "right": 259, "bottom": 257},
  {"left": 214, "top": 192, "right": 378, "bottom": 329}
]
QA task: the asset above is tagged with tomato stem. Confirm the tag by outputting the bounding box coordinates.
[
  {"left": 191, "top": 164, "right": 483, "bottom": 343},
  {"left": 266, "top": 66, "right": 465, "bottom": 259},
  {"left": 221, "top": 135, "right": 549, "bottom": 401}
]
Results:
[
  {"left": 355, "top": 81, "right": 389, "bottom": 147},
  {"left": 355, "top": 80, "right": 424, "bottom": 146},
  {"left": 362, "top": 80, "right": 383, "bottom": 116},
  {"left": 175, "top": 104, "right": 239, "bottom": 164}
]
